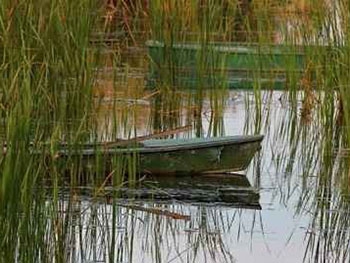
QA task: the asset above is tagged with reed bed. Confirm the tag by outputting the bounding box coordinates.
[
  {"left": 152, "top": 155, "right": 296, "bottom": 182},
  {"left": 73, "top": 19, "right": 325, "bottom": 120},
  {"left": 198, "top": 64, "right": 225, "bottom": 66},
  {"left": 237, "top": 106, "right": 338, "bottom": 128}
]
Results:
[{"left": 1, "top": 0, "right": 350, "bottom": 262}]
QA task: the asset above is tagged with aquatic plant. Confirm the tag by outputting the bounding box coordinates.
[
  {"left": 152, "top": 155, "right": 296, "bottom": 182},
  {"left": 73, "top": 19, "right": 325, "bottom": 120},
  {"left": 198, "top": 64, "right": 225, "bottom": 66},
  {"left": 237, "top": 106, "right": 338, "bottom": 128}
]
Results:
[{"left": 2, "top": 0, "right": 350, "bottom": 262}]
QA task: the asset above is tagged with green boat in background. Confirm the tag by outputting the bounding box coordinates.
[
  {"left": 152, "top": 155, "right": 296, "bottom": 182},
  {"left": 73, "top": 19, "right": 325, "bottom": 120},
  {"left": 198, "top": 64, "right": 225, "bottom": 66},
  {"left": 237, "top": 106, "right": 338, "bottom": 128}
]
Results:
[
  {"left": 53, "top": 135, "right": 263, "bottom": 175},
  {"left": 146, "top": 40, "right": 307, "bottom": 89}
]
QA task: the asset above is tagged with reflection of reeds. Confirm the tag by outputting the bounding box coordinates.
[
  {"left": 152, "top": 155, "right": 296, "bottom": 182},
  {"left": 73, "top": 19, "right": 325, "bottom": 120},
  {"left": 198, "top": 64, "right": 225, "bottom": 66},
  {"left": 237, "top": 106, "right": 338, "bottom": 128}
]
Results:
[
  {"left": 302, "top": 136, "right": 350, "bottom": 262},
  {"left": 39, "top": 195, "right": 259, "bottom": 262}
]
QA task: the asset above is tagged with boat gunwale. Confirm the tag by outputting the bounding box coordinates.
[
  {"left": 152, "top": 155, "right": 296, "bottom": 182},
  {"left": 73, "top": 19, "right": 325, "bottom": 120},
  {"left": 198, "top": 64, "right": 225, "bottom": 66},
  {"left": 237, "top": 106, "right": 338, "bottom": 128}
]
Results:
[
  {"left": 152, "top": 66, "right": 304, "bottom": 74},
  {"left": 58, "top": 135, "right": 264, "bottom": 156},
  {"left": 146, "top": 40, "right": 306, "bottom": 56}
]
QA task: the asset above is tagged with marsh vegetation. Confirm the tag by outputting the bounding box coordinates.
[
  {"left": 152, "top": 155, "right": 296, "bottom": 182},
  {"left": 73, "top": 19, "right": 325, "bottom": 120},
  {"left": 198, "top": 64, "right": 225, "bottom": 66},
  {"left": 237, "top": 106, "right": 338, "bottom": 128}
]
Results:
[{"left": 1, "top": 0, "right": 350, "bottom": 262}]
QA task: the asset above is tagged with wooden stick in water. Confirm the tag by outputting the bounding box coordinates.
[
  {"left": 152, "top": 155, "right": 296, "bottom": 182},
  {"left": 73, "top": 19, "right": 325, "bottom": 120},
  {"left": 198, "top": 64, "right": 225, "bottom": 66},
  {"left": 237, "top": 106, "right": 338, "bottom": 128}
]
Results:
[{"left": 120, "top": 204, "right": 191, "bottom": 221}]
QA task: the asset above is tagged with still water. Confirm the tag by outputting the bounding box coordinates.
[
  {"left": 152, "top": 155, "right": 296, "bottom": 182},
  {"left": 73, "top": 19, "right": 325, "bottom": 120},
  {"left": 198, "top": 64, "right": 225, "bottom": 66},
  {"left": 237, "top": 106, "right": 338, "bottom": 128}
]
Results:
[
  {"left": 60, "top": 87, "right": 343, "bottom": 263},
  {"left": 65, "top": 91, "right": 342, "bottom": 262}
]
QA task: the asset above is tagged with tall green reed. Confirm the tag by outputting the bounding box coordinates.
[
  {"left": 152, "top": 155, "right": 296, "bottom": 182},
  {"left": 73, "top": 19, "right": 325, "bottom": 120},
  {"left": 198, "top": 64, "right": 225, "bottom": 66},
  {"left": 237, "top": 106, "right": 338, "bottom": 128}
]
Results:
[
  {"left": 148, "top": 1, "right": 350, "bottom": 262},
  {"left": 0, "top": 0, "right": 133, "bottom": 261},
  {"left": 2, "top": 0, "right": 350, "bottom": 262}
]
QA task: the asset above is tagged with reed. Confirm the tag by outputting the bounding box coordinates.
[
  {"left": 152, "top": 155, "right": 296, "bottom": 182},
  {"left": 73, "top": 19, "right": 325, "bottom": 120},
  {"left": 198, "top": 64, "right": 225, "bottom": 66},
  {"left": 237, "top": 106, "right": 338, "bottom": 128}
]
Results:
[{"left": 0, "top": 0, "right": 125, "bottom": 261}]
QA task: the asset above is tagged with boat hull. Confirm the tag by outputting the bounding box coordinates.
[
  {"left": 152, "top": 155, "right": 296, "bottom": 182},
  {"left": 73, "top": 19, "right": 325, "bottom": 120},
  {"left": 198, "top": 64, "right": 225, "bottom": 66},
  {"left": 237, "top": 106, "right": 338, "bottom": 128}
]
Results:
[
  {"left": 139, "top": 138, "right": 262, "bottom": 175},
  {"left": 146, "top": 40, "right": 306, "bottom": 89},
  {"left": 58, "top": 135, "right": 263, "bottom": 175}
]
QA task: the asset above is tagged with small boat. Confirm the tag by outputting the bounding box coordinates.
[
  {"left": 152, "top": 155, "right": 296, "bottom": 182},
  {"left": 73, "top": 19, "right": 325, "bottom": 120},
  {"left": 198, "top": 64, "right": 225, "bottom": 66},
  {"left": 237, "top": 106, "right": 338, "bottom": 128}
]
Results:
[
  {"left": 54, "top": 135, "right": 263, "bottom": 175},
  {"left": 146, "top": 40, "right": 306, "bottom": 89}
]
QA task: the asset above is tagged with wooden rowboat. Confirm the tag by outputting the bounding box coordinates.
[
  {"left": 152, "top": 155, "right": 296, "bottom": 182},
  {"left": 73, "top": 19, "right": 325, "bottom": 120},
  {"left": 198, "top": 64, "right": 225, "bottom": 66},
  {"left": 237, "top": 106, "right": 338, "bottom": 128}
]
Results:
[
  {"left": 146, "top": 40, "right": 306, "bottom": 89},
  {"left": 55, "top": 135, "right": 263, "bottom": 175}
]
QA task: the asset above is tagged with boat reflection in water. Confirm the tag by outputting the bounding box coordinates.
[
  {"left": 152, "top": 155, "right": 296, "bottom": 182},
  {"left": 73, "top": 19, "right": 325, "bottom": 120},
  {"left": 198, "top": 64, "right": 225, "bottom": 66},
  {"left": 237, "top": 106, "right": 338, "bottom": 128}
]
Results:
[
  {"left": 112, "top": 173, "right": 261, "bottom": 210},
  {"left": 59, "top": 173, "right": 261, "bottom": 262}
]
